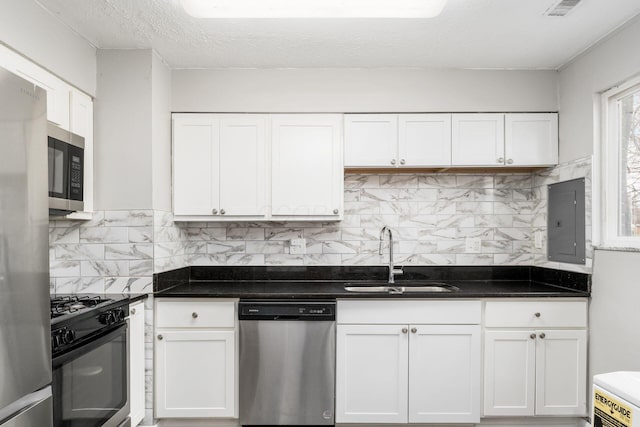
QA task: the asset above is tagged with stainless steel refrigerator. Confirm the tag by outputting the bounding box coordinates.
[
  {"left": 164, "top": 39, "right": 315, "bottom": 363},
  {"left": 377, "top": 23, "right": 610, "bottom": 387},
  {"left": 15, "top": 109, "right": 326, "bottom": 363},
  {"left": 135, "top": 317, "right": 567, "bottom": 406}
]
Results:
[{"left": 0, "top": 66, "right": 53, "bottom": 426}]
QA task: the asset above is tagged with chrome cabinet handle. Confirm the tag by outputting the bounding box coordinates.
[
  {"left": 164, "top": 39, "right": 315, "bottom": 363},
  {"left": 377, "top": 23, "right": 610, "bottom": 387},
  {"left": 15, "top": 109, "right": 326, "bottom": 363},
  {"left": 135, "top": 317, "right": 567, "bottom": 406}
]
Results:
[
  {"left": 131, "top": 308, "right": 136, "bottom": 315},
  {"left": 497, "top": 157, "right": 504, "bottom": 163},
  {"left": 411, "top": 327, "right": 417, "bottom": 334},
  {"left": 192, "top": 312, "right": 198, "bottom": 319},
  {"left": 402, "top": 328, "right": 408, "bottom": 334},
  {"left": 220, "top": 209, "right": 226, "bottom": 215},
  {"left": 391, "top": 159, "right": 396, "bottom": 165},
  {"left": 507, "top": 158, "right": 514, "bottom": 164},
  {"left": 530, "top": 333, "right": 536, "bottom": 339},
  {"left": 157, "top": 334, "right": 163, "bottom": 340},
  {"left": 212, "top": 209, "right": 218, "bottom": 215},
  {"left": 539, "top": 332, "right": 546, "bottom": 339},
  {"left": 333, "top": 209, "right": 339, "bottom": 215},
  {"left": 400, "top": 159, "right": 406, "bottom": 165},
  {"left": 535, "top": 312, "right": 541, "bottom": 318}
]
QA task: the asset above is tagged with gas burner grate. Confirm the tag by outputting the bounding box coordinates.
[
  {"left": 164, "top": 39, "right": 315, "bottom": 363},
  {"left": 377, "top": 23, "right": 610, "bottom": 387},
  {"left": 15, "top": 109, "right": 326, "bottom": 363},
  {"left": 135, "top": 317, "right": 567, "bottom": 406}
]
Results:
[{"left": 50, "top": 295, "right": 113, "bottom": 318}]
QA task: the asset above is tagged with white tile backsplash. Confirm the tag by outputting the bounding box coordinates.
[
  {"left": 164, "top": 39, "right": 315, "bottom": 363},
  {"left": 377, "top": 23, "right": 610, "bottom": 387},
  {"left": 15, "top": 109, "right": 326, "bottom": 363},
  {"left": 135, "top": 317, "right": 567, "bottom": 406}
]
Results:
[{"left": 49, "top": 158, "right": 594, "bottom": 292}]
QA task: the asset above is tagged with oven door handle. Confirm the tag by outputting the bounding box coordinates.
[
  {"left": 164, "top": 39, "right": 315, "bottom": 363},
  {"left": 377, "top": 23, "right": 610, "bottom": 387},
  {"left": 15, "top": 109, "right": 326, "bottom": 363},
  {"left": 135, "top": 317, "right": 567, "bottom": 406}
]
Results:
[{"left": 53, "top": 324, "right": 127, "bottom": 368}]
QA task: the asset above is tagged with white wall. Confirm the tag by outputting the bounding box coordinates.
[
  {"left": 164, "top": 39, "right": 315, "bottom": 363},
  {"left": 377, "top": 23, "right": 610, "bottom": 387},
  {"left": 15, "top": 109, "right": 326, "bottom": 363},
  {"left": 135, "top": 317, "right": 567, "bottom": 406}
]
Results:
[
  {"left": 589, "top": 249, "right": 640, "bottom": 380},
  {"left": 559, "top": 15, "right": 640, "bottom": 163},
  {"left": 0, "top": 0, "right": 96, "bottom": 95},
  {"left": 95, "top": 50, "right": 153, "bottom": 210},
  {"left": 172, "top": 68, "right": 558, "bottom": 113},
  {"left": 151, "top": 52, "right": 172, "bottom": 212}
]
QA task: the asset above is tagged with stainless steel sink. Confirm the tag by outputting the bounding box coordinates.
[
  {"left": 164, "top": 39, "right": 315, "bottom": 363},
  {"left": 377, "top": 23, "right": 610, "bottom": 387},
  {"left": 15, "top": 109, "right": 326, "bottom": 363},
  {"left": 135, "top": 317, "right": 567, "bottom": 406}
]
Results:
[{"left": 344, "top": 282, "right": 459, "bottom": 294}]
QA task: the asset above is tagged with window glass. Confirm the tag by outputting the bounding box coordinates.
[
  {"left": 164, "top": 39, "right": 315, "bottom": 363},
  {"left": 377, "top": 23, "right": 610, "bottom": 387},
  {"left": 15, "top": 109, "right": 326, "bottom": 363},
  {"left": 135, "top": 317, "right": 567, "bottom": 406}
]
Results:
[{"left": 617, "top": 88, "right": 640, "bottom": 236}]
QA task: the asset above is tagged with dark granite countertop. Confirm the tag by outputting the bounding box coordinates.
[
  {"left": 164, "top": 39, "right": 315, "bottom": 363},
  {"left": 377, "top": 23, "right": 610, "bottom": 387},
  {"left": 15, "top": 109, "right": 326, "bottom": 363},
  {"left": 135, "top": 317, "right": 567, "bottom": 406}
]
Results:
[
  {"left": 156, "top": 280, "right": 588, "bottom": 299},
  {"left": 153, "top": 266, "right": 590, "bottom": 299}
]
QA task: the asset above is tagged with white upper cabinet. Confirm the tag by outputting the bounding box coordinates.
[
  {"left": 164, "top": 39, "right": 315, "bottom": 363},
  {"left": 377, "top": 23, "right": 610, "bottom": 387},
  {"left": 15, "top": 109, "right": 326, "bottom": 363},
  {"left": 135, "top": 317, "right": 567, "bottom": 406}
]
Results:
[
  {"left": 173, "top": 113, "right": 341, "bottom": 221},
  {"left": 399, "top": 114, "right": 452, "bottom": 167},
  {"left": 505, "top": 113, "right": 558, "bottom": 166},
  {"left": 173, "top": 114, "right": 220, "bottom": 217},
  {"left": 0, "top": 45, "right": 71, "bottom": 129},
  {"left": 345, "top": 114, "right": 452, "bottom": 167},
  {"left": 219, "top": 115, "right": 267, "bottom": 216},
  {"left": 0, "top": 45, "right": 96, "bottom": 219},
  {"left": 66, "top": 89, "right": 94, "bottom": 219},
  {"left": 173, "top": 114, "right": 267, "bottom": 220},
  {"left": 451, "top": 113, "right": 505, "bottom": 166},
  {"left": 452, "top": 113, "right": 558, "bottom": 167},
  {"left": 271, "top": 114, "right": 343, "bottom": 218},
  {"left": 344, "top": 114, "right": 398, "bottom": 167}
]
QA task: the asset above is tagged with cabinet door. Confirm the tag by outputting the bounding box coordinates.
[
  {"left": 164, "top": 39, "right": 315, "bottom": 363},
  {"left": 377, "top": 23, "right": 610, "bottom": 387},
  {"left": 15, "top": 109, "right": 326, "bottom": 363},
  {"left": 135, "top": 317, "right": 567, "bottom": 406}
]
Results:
[
  {"left": 451, "top": 114, "right": 505, "bottom": 166},
  {"left": 483, "top": 330, "right": 536, "bottom": 416},
  {"left": 399, "top": 114, "right": 451, "bottom": 167},
  {"left": 155, "top": 330, "right": 235, "bottom": 418},
  {"left": 344, "top": 114, "right": 398, "bottom": 167},
  {"left": 173, "top": 114, "right": 220, "bottom": 216},
  {"left": 409, "top": 325, "right": 480, "bottom": 423},
  {"left": 67, "top": 89, "right": 94, "bottom": 218},
  {"left": 535, "top": 329, "right": 587, "bottom": 416},
  {"left": 219, "top": 115, "right": 266, "bottom": 216},
  {"left": 11, "top": 57, "right": 70, "bottom": 129},
  {"left": 271, "top": 114, "right": 343, "bottom": 217},
  {"left": 129, "top": 302, "right": 145, "bottom": 426},
  {"left": 505, "top": 113, "right": 558, "bottom": 166},
  {"left": 336, "top": 325, "right": 408, "bottom": 423}
]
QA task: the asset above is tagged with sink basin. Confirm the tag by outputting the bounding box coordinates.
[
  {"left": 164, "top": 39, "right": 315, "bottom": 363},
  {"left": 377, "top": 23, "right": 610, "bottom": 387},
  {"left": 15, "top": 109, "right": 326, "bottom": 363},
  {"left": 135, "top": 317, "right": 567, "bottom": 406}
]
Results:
[{"left": 344, "top": 282, "right": 459, "bottom": 294}]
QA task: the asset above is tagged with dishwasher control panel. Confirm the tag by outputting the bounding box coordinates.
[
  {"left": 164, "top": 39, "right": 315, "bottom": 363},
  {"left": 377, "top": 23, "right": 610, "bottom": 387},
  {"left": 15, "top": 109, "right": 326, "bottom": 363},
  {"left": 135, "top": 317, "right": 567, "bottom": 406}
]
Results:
[{"left": 239, "top": 300, "right": 336, "bottom": 320}]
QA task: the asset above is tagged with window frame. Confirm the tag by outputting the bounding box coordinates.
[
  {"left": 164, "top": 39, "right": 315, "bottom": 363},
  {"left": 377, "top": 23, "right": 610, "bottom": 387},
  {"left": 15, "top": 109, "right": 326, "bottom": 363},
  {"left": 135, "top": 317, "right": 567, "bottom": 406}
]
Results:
[{"left": 601, "top": 75, "right": 640, "bottom": 248}]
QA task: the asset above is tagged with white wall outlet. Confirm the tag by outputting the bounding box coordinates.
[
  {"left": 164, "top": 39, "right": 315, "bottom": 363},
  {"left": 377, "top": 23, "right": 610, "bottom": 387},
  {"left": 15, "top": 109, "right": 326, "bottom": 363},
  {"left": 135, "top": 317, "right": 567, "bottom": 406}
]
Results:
[
  {"left": 534, "top": 230, "right": 543, "bottom": 249},
  {"left": 289, "top": 238, "right": 306, "bottom": 255},
  {"left": 465, "top": 237, "right": 482, "bottom": 253}
]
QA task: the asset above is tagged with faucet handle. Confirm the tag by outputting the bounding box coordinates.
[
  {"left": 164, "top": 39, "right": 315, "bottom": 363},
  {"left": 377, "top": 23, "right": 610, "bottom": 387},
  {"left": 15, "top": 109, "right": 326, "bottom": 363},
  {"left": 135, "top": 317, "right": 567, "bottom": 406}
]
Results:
[{"left": 392, "top": 267, "right": 404, "bottom": 275}]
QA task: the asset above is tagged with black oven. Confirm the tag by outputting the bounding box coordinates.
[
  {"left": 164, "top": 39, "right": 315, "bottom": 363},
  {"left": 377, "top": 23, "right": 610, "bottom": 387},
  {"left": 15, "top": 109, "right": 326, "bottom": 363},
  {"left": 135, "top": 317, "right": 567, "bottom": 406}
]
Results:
[
  {"left": 52, "top": 298, "right": 130, "bottom": 427},
  {"left": 48, "top": 123, "right": 84, "bottom": 215}
]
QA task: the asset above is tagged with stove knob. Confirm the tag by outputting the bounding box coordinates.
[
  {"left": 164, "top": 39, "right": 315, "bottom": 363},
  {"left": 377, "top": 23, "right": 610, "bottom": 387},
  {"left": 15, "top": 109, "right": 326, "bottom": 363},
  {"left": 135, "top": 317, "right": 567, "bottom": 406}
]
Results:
[
  {"left": 63, "top": 329, "right": 76, "bottom": 344},
  {"left": 114, "top": 308, "right": 126, "bottom": 322},
  {"left": 99, "top": 311, "right": 115, "bottom": 325},
  {"left": 52, "top": 332, "right": 63, "bottom": 350}
]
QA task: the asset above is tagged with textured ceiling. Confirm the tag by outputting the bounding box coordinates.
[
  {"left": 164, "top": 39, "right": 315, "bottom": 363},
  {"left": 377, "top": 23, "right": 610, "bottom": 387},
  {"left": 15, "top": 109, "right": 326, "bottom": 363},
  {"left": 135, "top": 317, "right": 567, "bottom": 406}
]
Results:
[{"left": 37, "top": 0, "right": 640, "bottom": 69}]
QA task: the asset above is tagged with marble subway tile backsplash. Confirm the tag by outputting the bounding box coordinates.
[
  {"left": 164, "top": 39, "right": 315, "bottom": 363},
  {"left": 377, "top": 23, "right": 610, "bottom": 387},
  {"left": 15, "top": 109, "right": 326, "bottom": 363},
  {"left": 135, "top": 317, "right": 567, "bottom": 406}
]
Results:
[
  {"left": 49, "top": 210, "right": 189, "bottom": 294},
  {"left": 49, "top": 157, "right": 594, "bottom": 293},
  {"left": 180, "top": 172, "right": 539, "bottom": 267}
]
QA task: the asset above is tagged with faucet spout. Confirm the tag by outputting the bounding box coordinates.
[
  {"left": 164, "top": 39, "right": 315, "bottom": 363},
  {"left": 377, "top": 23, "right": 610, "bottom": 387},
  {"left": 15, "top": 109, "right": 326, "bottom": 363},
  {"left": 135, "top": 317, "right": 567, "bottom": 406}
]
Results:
[{"left": 379, "top": 226, "right": 403, "bottom": 284}]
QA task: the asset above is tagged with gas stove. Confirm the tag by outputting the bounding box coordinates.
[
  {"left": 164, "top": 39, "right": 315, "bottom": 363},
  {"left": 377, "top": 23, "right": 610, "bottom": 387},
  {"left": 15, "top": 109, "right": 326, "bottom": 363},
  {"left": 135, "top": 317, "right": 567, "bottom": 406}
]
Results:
[{"left": 50, "top": 294, "right": 129, "bottom": 356}]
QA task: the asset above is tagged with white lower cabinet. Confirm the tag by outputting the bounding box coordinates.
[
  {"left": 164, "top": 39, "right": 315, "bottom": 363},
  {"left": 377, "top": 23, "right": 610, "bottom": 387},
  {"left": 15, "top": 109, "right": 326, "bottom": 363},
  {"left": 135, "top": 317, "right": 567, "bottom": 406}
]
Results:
[
  {"left": 155, "top": 299, "right": 237, "bottom": 419},
  {"left": 336, "top": 324, "right": 409, "bottom": 423},
  {"left": 483, "top": 300, "right": 588, "bottom": 417},
  {"left": 409, "top": 325, "right": 481, "bottom": 423},
  {"left": 336, "top": 300, "right": 481, "bottom": 424}
]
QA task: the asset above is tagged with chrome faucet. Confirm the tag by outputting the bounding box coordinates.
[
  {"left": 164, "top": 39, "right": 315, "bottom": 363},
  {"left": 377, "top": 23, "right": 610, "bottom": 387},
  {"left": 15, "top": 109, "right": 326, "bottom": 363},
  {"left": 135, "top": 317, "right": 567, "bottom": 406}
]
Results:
[{"left": 379, "top": 226, "right": 403, "bottom": 284}]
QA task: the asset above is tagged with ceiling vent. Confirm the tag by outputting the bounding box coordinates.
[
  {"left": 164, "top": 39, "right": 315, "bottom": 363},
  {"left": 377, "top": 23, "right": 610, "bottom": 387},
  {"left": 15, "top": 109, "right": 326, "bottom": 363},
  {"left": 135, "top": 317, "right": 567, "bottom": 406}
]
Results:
[{"left": 544, "top": 0, "right": 582, "bottom": 17}]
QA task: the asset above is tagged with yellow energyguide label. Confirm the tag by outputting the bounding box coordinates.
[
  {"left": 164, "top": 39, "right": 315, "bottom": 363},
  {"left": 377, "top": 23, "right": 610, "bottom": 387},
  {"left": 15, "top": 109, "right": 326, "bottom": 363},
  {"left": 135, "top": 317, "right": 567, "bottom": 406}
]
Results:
[{"left": 594, "top": 389, "right": 633, "bottom": 427}]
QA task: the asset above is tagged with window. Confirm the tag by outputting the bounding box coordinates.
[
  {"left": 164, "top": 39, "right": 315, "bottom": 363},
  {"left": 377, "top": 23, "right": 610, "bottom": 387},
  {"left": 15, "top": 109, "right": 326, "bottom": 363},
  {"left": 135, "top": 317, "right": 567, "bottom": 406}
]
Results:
[{"left": 602, "top": 77, "right": 640, "bottom": 247}]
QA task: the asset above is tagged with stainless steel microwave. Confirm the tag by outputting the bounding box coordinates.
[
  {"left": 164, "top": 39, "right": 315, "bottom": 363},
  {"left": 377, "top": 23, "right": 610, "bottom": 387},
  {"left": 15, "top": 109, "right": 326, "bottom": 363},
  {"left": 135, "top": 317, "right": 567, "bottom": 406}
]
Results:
[{"left": 48, "top": 124, "right": 84, "bottom": 215}]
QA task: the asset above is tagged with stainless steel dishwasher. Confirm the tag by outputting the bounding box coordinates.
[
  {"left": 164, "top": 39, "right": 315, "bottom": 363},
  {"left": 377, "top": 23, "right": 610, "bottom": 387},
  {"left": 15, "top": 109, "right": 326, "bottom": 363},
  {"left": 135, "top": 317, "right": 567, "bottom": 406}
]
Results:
[{"left": 239, "top": 300, "right": 336, "bottom": 426}]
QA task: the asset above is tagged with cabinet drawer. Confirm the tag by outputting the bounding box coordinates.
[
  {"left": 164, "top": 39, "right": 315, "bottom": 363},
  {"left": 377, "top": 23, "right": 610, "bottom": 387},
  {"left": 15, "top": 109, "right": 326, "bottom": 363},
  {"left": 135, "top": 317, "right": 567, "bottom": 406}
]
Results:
[
  {"left": 156, "top": 300, "right": 235, "bottom": 328},
  {"left": 484, "top": 300, "right": 587, "bottom": 328},
  {"left": 338, "top": 300, "right": 481, "bottom": 324}
]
